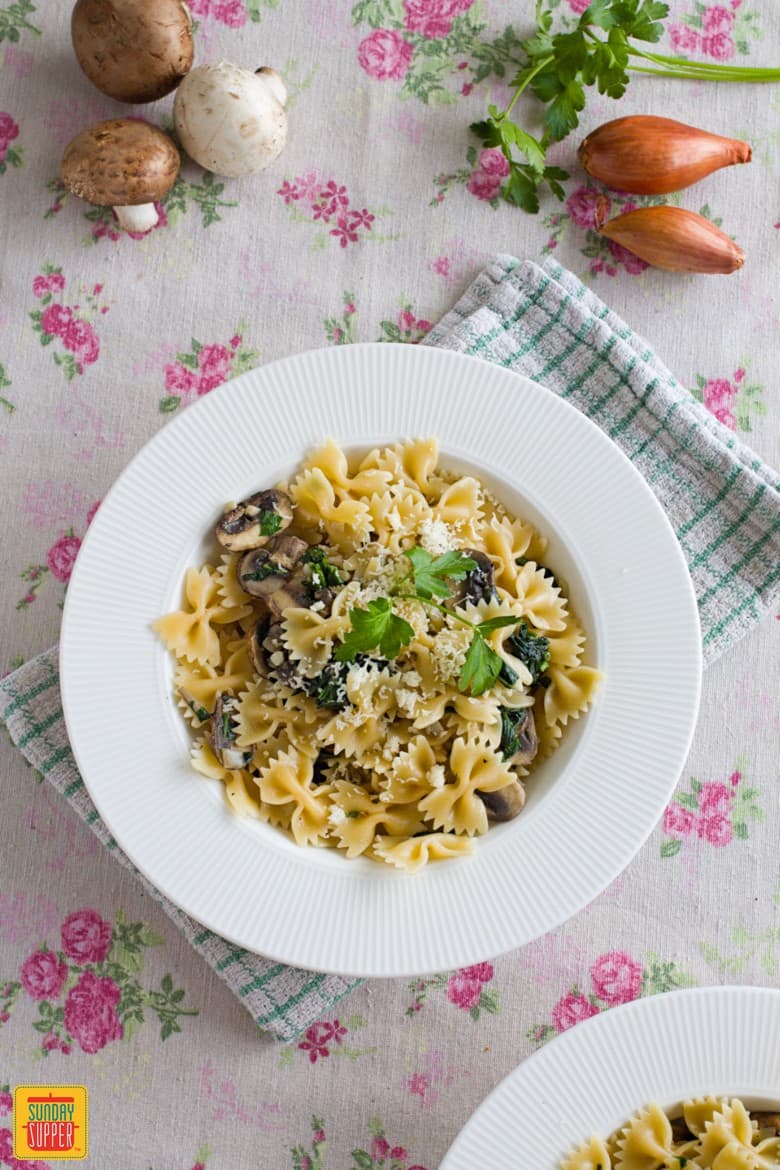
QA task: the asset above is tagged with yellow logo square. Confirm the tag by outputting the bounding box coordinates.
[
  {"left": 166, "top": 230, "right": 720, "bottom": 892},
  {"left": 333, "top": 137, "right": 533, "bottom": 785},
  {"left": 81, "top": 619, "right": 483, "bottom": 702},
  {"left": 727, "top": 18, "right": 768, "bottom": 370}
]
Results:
[{"left": 13, "top": 1086, "right": 88, "bottom": 1161}]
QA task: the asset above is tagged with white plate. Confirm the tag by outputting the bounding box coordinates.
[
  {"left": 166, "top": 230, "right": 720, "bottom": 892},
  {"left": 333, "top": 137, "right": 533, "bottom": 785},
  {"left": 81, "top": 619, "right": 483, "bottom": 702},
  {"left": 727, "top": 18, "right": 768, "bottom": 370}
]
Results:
[
  {"left": 60, "top": 343, "right": 701, "bottom": 977},
  {"left": 440, "top": 986, "right": 780, "bottom": 1169}
]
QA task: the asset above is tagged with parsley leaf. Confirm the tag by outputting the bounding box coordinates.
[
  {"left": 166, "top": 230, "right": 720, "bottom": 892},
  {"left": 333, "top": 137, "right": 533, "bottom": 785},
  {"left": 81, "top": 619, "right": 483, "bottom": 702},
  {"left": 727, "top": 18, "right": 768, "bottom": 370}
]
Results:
[
  {"left": 477, "top": 615, "right": 524, "bottom": 634},
  {"left": 334, "top": 599, "right": 414, "bottom": 663},
  {"left": 458, "top": 634, "right": 505, "bottom": 697},
  {"left": 259, "top": 510, "right": 282, "bottom": 537},
  {"left": 402, "top": 547, "right": 476, "bottom": 600}
]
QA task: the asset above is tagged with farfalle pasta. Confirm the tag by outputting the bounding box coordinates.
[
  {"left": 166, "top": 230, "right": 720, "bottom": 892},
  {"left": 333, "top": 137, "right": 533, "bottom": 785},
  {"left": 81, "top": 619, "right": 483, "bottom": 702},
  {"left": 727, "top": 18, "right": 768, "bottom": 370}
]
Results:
[
  {"left": 154, "top": 438, "right": 601, "bottom": 871},
  {"left": 561, "top": 1098, "right": 780, "bottom": 1169}
]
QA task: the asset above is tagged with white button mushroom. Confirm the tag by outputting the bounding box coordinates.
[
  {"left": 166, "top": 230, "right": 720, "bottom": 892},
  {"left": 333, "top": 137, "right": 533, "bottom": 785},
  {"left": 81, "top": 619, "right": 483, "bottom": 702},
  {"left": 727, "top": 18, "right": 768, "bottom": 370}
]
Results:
[
  {"left": 71, "top": 0, "right": 194, "bottom": 104},
  {"left": 173, "top": 62, "right": 288, "bottom": 179},
  {"left": 61, "top": 119, "right": 180, "bottom": 234}
]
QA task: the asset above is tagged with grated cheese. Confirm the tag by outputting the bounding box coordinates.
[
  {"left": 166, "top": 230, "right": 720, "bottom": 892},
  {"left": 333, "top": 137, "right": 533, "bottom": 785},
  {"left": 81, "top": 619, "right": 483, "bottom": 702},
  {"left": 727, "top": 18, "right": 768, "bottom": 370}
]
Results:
[
  {"left": 328, "top": 805, "right": 346, "bottom": 826},
  {"left": 418, "top": 517, "right": 455, "bottom": 555}
]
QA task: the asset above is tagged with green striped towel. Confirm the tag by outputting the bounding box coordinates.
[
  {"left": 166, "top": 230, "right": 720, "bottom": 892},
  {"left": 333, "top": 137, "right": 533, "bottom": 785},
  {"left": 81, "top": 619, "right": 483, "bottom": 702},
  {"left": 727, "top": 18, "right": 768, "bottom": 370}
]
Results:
[
  {"left": 426, "top": 257, "right": 780, "bottom": 661},
  {"left": 1, "top": 258, "right": 778, "bottom": 1040}
]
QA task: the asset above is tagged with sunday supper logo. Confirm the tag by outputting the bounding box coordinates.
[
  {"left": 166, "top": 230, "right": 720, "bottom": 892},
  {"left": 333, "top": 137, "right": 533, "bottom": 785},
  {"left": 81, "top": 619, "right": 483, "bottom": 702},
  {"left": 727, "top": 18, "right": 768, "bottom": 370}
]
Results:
[{"left": 13, "top": 1086, "right": 87, "bottom": 1160}]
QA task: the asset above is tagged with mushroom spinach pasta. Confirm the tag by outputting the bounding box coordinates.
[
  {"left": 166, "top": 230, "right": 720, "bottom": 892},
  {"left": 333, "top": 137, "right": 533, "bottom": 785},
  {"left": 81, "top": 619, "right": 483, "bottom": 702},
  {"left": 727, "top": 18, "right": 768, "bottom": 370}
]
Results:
[
  {"left": 560, "top": 1097, "right": 780, "bottom": 1169},
  {"left": 153, "top": 438, "right": 601, "bottom": 872}
]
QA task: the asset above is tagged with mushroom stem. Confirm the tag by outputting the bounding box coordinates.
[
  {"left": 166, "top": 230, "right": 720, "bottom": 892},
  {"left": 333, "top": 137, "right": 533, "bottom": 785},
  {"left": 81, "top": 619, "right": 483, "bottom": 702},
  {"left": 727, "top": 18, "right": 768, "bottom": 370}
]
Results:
[{"left": 114, "top": 202, "right": 159, "bottom": 232}]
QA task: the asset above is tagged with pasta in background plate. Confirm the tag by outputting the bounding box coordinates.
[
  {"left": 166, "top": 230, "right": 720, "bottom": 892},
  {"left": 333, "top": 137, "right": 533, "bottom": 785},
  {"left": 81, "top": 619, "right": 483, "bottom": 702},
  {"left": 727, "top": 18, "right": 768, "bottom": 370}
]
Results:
[
  {"left": 561, "top": 1097, "right": 780, "bottom": 1169},
  {"left": 154, "top": 438, "right": 601, "bottom": 872}
]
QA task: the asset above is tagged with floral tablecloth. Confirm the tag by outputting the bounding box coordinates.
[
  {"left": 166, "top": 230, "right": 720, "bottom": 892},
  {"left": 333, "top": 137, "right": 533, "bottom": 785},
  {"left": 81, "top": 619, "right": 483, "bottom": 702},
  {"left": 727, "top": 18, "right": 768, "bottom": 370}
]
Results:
[{"left": 1, "top": 1, "right": 779, "bottom": 1167}]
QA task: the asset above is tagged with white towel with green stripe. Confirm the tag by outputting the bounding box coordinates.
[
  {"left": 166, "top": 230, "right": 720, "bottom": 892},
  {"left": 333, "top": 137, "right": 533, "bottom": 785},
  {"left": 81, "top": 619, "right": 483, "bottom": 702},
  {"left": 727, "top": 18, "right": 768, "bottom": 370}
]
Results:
[
  {"left": 425, "top": 257, "right": 780, "bottom": 660},
  {"left": 1, "top": 256, "right": 778, "bottom": 1041}
]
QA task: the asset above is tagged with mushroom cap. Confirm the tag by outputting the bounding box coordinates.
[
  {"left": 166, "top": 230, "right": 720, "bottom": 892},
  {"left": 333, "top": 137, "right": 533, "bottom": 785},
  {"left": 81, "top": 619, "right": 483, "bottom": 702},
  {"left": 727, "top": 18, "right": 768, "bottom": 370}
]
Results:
[
  {"left": 174, "top": 61, "right": 288, "bottom": 179},
  {"left": 61, "top": 119, "right": 180, "bottom": 206},
  {"left": 71, "top": 0, "right": 194, "bottom": 104}
]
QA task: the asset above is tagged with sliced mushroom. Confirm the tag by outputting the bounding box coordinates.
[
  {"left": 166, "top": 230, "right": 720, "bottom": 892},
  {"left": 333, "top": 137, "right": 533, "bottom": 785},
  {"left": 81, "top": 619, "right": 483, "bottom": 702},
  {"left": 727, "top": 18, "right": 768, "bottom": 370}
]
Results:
[
  {"left": 477, "top": 779, "right": 526, "bottom": 822},
  {"left": 449, "top": 549, "right": 496, "bottom": 607},
  {"left": 247, "top": 613, "right": 271, "bottom": 676},
  {"left": 210, "top": 693, "right": 252, "bottom": 770},
  {"left": 266, "top": 575, "right": 310, "bottom": 620},
  {"left": 499, "top": 707, "right": 539, "bottom": 768},
  {"left": 215, "top": 489, "right": 293, "bottom": 553},
  {"left": 238, "top": 533, "right": 308, "bottom": 598},
  {"left": 248, "top": 617, "right": 298, "bottom": 685}
]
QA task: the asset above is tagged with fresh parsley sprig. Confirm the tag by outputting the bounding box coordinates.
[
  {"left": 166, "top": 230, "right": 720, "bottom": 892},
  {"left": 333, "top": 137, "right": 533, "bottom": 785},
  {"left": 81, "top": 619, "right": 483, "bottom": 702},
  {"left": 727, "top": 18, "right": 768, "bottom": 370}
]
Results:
[
  {"left": 471, "top": 0, "right": 780, "bottom": 214},
  {"left": 334, "top": 547, "right": 529, "bottom": 697}
]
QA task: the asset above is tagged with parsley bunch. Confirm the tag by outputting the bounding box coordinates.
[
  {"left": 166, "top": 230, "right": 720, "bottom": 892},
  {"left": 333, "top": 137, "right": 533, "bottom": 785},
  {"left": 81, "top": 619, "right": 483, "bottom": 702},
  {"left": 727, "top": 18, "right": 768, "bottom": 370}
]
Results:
[
  {"left": 471, "top": 0, "right": 780, "bottom": 213},
  {"left": 335, "top": 547, "right": 529, "bottom": 697}
]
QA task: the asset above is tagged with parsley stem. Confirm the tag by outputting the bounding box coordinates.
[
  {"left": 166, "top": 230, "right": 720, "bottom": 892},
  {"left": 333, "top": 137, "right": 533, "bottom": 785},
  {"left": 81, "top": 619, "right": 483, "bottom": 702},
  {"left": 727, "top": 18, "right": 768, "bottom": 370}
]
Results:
[
  {"left": 627, "top": 63, "right": 779, "bottom": 81},
  {"left": 503, "top": 55, "right": 554, "bottom": 119},
  {"left": 393, "top": 592, "right": 480, "bottom": 634},
  {"left": 630, "top": 48, "right": 780, "bottom": 78}
]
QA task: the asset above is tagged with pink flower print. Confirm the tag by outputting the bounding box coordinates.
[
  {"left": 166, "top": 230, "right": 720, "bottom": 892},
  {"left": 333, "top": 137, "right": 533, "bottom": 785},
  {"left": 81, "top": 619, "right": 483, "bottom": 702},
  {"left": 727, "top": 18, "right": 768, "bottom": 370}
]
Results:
[
  {"left": 61, "top": 908, "right": 112, "bottom": 963},
  {"left": 466, "top": 169, "right": 501, "bottom": 202},
  {"left": 566, "top": 185, "right": 608, "bottom": 230},
  {"left": 297, "top": 1019, "right": 346, "bottom": 1063},
  {"left": 704, "top": 4, "right": 735, "bottom": 32},
  {"left": 313, "top": 1129, "right": 326, "bottom": 1143},
  {"left": 446, "top": 970, "right": 482, "bottom": 1010},
  {"left": 590, "top": 951, "right": 642, "bottom": 1006},
  {"left": 551, "top": 992, "right": 600, "bottom": 1033},
  {"left": 0, "top": 1129, "right": 12, "bottom": 1161},
  {"left": 294, "top": 171, "right": 319, "bottom": 202},
  {"left": 214, "top": 0, "right": 247, "bottom": 26},
  {"left": 64, "top": 971, "right": 123, "bottom": 1054},
  {"left": 403, "top": 0, "right": 474, "bottom": 38},
  {"left": 0, "top": 111, "right": 19, "bottom": 161},
  {"left": 399, "top": 309, "right": 417, "bottom": 332},
  {"left": 663, "top": 802, "right": 697, "bottom": 838},
  {"left": 460, "top": 962, "right": 493, "bottom": 984},
  {"left": 348, "top": 207, "right": 375, "bottom": 231},
  {"left": 165, "top": 362, "right": 199, "bottom": 398},
  {"left": 567, "top": 0, "right": 591, "bottom": 11},
  {"left": 331, "top": 214, "right": 360, "bottom": 248},
  {"left": 408, "top": 1071, "right": 431, "bottom": 1100},
  {"left": 432, "top": 256, "right": 451, "bottom": 277},
  {"left": 697, "top": 781, "right": 732, "bottom": 817},
  {"left": 478, "top": 147, "right": 510, "bottom": 178},
  {"left": 320, "top": 180, "right": 349, "bottom": 211},
  {"left": 198, "top": 343, "right": 231, "bottom": 377},
  {"left": 701, "top": 813, "right": 733, "bottom": 846},
  {"left": 669, "top": 24, "right": 702, "bottom": 53},
  {"left": 702, "top": 30, "right": 735, "bottom": 59},
  {"left": 371, "top": 1137, "right": 391, "bottom": 1161},
  {"left": 607, "top": 239, "right": 650, "bottom": 275},
  {"left": 729, "top": 769, "right": 742, "bottom": 787},
  {"left": 62, "top": 319, "right": 99, "bottom": 365},
  {"left": 33, "top": 272, "right": 65, "bottom": 298},
  {"left": 86, "top": 500, "right": 101, "bottom": 526},
  {"left": 0, "top": 1092, "right": 11, "bottom": 1116},
  {"left": 20, "top": 950, "right": 69, "bottom": 1001},
  {"left": 277, "top": 179, "right": 299, "bottom": 204},
  {"left": 702, "top": 377, "right": 737, "bottom": 429},
  {"left": 46, "top": 534, "right": 82, "bottom": 583},
  {"left": 41, "top": 303, "right": 73, "bottom": 339},
  {"left": 42, "top": 1030, "right": 60, "bottom": 1050},
  {"left": 358, "top": 28, "right": 414, "bottom": 81}
]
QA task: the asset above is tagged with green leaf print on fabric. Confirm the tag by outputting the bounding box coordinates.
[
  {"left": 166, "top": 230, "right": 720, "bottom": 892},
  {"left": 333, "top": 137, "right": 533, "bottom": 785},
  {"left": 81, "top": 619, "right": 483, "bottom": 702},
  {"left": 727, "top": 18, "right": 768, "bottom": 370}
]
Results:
[
  {"left": 668, "top": 0, "right": 763, "bottom": 60},
  {"left": 701, "top": 926, "right": 780, "bottom": 978},
  {"left": 0, "top": 907, "right": 198, "bottom": 1056},
  {"left": 0, "top": 362, "right": 14, "bottom": 415},
  {"left": 323, "top": 293, "right": 432, "bottom": 345},
  {"left": 0, "top": 0, "right": 40, "bottom": 43}
]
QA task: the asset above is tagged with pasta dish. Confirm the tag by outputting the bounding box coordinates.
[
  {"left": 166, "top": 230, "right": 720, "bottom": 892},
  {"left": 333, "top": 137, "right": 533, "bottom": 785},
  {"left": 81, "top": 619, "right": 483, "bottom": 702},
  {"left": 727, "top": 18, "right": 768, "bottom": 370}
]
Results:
[{"left": 154, "top": 437, "right": 601, "bottom": 871}]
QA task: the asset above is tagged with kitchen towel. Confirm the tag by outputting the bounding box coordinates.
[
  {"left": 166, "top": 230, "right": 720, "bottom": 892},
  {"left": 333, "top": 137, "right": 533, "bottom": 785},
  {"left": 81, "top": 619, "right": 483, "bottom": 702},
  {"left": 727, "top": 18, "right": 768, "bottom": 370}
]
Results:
[{"left": 2, "top": 255, "right": 778, "bottom": 1041}]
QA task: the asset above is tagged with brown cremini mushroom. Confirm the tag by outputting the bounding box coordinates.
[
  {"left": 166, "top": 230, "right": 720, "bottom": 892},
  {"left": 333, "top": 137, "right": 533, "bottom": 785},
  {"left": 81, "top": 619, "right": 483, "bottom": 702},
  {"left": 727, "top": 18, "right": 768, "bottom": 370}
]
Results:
[
  {"left": 61, "top": 119, "right": 180, "bottom": 234},
  {"left": 238, "top": 533, "right": 308, "bottom": 599},
  {"left": 215, "top": 490, "right": 294, "bottom": 553},
  {"left": 477, "top": 779, "right": 526, "bottom": 823},
  {"left": 71, "top": 0, "right": 194, "bottom": 104}
]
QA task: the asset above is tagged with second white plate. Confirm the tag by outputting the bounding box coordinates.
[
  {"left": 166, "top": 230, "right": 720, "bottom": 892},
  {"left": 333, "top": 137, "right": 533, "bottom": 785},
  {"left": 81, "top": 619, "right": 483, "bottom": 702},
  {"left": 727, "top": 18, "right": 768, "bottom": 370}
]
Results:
[{"left": 60, "top": 343, "right": 701, "bottom": 976}]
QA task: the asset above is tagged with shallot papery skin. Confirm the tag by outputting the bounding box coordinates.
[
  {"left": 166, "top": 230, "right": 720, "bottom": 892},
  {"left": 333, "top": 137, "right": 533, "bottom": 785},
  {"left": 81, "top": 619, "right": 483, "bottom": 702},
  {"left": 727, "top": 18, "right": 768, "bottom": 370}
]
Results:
[
  {"left": 579, "top": 116, "right": 751, "bottom": 195},
  {"left": 597, "top": 205, "right": 744, "bottom": 274}
]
